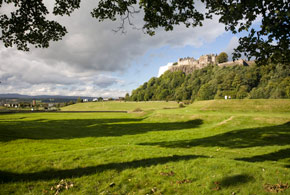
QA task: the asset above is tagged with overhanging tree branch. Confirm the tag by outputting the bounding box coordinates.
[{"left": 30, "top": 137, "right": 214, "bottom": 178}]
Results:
[{"left": 0, "top": 0, "right": 289, "bottom": 64}]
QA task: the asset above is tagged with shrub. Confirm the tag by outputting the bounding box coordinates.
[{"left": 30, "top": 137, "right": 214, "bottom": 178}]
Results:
[
  {"left": 179, "top": 103, "right": 185, "bottom": 108},
  {"left": 183, "top": 100, "right": 191, "bottom": 105},
  {"left": 132, "top": 108, "right": 143, "bottom": 112},
  {"left": 217, "top": 52, "right": 228, "bottom": 63}
]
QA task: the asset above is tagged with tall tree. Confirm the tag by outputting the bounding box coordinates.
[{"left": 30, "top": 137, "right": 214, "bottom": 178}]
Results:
[
  {"left": 77, "top": 97, "right": 82, "bottom": 103},
  {"left": 217, "top": 52, "right": 228, "bottom": 63},
  {"left": 0, "top": 0, "right": 289, "bottom": 64},
  {"left": 125, "top": 93, "right": 130, "bottom": 101}
]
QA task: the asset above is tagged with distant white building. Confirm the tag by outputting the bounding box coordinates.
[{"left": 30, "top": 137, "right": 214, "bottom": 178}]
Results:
[{"left": 158, "top": 62, "right": 173, "bottom": 77}]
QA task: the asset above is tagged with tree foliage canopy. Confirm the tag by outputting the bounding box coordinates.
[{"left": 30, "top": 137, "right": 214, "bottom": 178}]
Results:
[
  {"left": 130, "top": 63, "right": 290, "bottom": 101},
  {"left": 0, "top": 0, "right": 289, "bottom": 64},
  {"left": 217, "top": 52, "right": 228, "bottom": 63}
]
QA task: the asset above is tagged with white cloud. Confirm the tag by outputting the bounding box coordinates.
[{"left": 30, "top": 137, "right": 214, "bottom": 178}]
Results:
[
  {"left": 225, "top": 36, "right": 252, "bottom": 61},
  {"left": 158, "top": 63, "right": 173, "bottom": 77},
  {"left": 225, "top": 36, "right": 240, "bottom": 61},
  {"left": 0, "top": 0, "right": 227, "bottom": 97}
]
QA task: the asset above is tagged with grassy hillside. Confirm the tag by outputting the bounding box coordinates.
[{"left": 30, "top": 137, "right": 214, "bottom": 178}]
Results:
[
  {"left": 189, "top": 99, "right": 290, "bottom": 112},
  {"left": 0, "top": 100, "right": 289, "bottom": 194},
  {"left": 62, "top": 99, "right": 290, "bottom": 113},
  {"left": 61, "top": 101, "right": 179, "bottom": 111}
]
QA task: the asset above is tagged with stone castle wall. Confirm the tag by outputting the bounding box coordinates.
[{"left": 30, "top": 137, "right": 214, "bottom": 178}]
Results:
[
  {"left": 218, "top": 59, "right": 248, "bottom": 67},
  {"left": 177, "top": 54, "right": 217, "bottom": 67},
  {"left": 160, "top": 54, "right": 253, "bottom": 76},
  {"left": 199, "top": 54, "right": 217, "bottom": 65},
  {"left": 178, "top": 57, "right": 197, "bottom": 66}
]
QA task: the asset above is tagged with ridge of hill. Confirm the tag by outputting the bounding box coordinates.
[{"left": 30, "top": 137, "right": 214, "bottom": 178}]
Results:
[{"left": 129, "top": 63, "right": 290, "bottom": 101}]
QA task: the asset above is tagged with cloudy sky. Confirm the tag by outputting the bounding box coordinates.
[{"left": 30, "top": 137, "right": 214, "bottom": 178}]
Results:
[{"left": 0, "top": 0, "right": 255, "bottom": 98}]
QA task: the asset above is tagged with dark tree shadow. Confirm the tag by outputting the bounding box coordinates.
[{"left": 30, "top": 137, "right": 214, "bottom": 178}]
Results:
[
  {"left": 236, "top": 148, "right": 290, "bottom": 163},
  {"left": 218, "top": 174, "right": 254, "bottom": 187},
  {"left": 0, "top": 155, "right": 207, "bottom": 183},
  {"left": 0, "top": 118, "right": 203, "bottom": 141},
  {"left": 139, "top": 122, "right": 290, "bottom": 148}
]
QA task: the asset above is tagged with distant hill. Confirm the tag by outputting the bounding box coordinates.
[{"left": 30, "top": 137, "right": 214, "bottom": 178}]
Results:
[{"left": 0, "top": 93, "right": 93, "bottom": 100}]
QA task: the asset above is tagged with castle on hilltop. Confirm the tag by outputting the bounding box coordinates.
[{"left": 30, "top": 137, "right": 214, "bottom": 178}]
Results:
[
  {"left": 177, "top": 54, "right": 217, "bottom": 68},
  {"left": 158, "top": 54, "right": 252, "bottom": 76}
]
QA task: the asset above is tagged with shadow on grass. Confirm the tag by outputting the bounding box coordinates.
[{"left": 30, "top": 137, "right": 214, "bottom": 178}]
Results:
[
  {"left": 218, "top": 174, "right": 254, "bottom": 187},
  {"left": 139, "top": 122, "right": 290, "bottom": 148},
  {"left": 0, "top": 155, "right": 206, "bottom": 183},
  {"left": 0, "top": 118, "right": 202, "bottom": 141},
  {"left": 236, "top": 148, "right": 290, "bottom": 163}
]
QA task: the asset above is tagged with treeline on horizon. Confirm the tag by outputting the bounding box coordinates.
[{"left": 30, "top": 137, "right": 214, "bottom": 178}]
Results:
[{"left": 127, "top": 63, "right": 290, "bottom": 101}]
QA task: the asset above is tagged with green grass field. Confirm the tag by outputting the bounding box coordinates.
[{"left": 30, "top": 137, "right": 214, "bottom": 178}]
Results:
[
  {"left": 0, "top": 100, "right": 289, "bottom": 194},
  {"left": 61, "top": 101, "right": 179, "bottom": 112}
]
